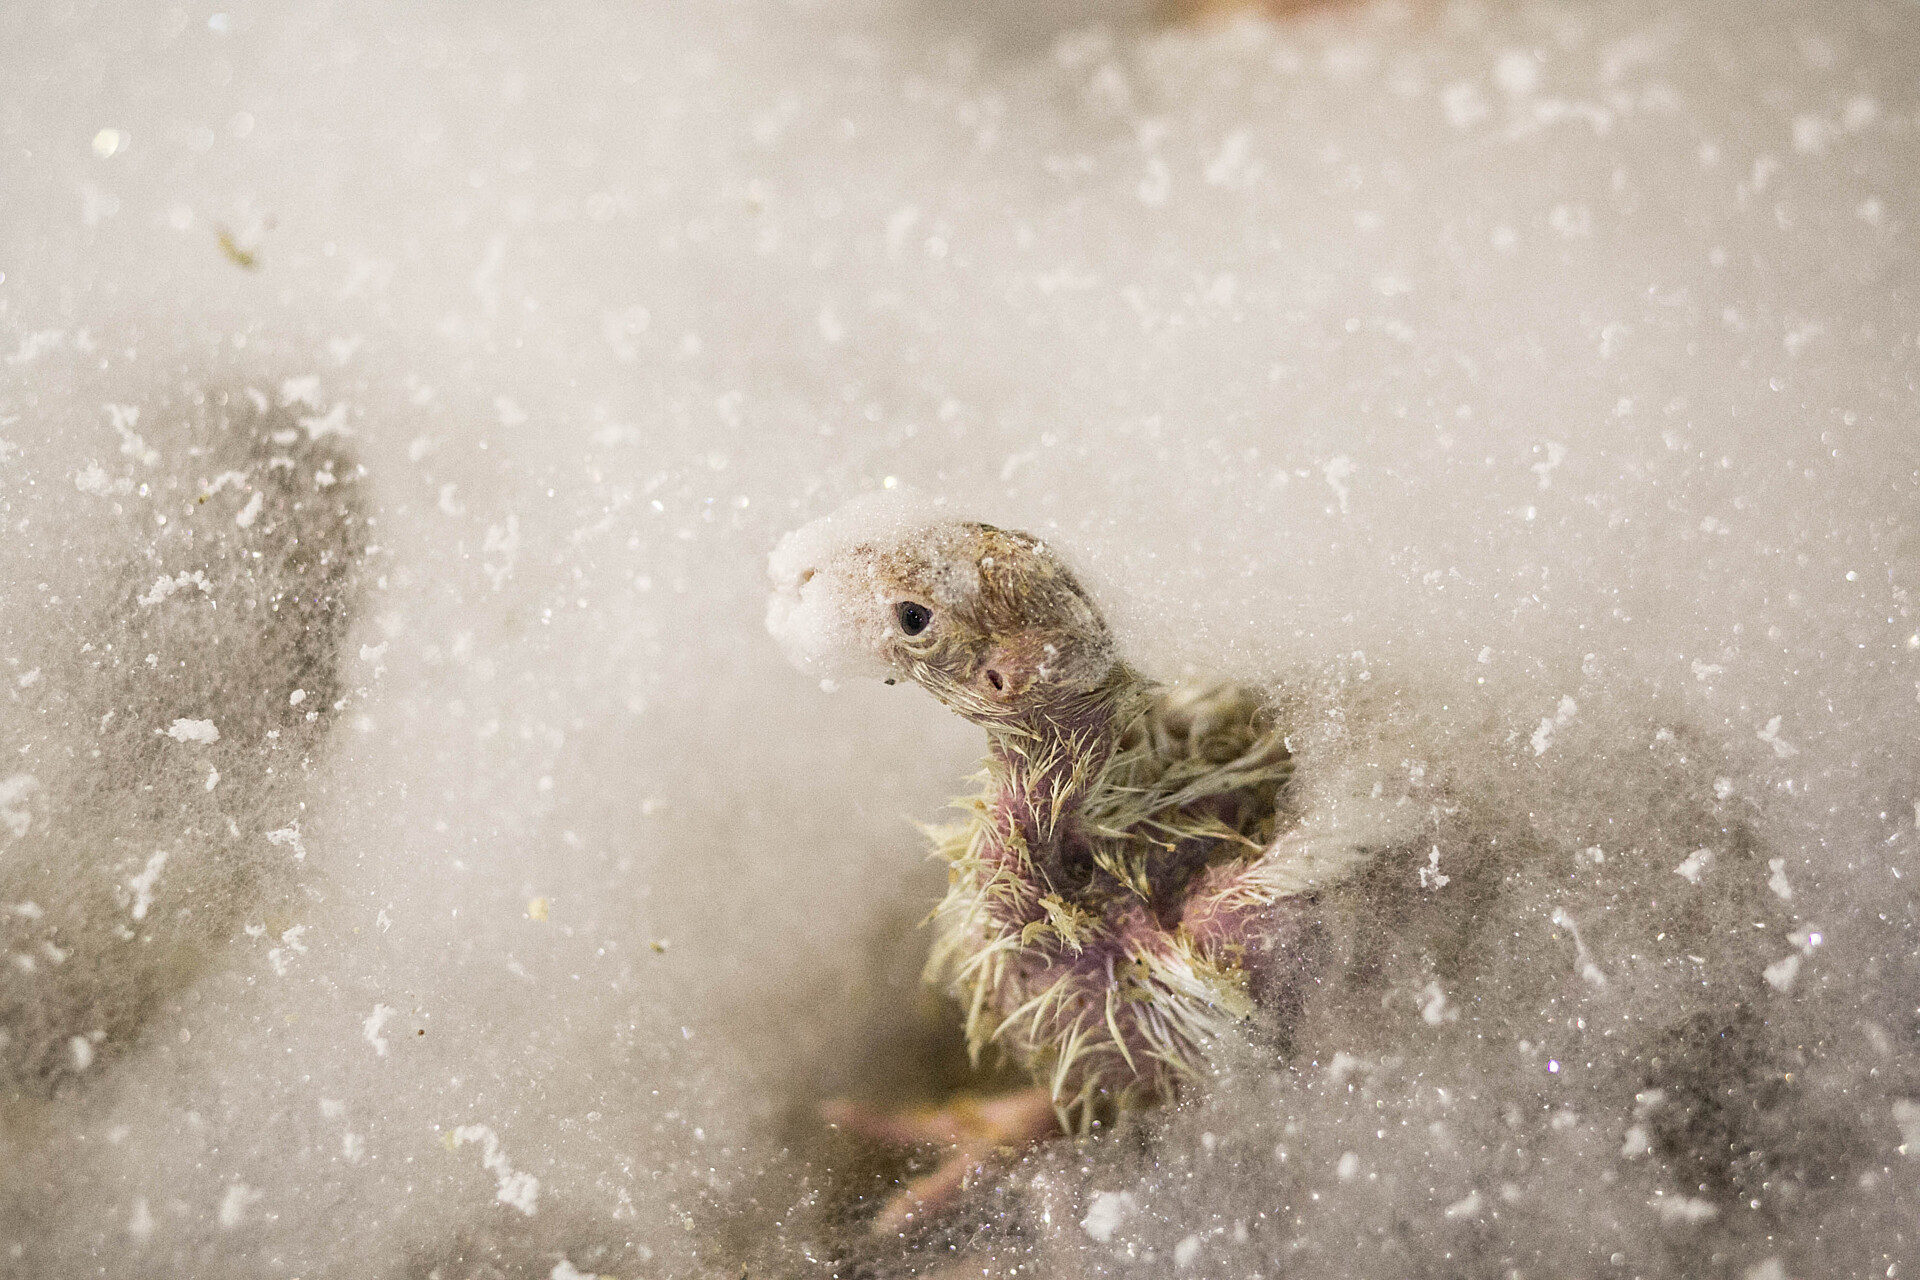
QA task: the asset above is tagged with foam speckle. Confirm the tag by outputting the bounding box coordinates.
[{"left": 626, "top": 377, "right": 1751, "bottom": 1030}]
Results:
[{"left": 162, "top": 719, "right": 219, "bottom": 745}]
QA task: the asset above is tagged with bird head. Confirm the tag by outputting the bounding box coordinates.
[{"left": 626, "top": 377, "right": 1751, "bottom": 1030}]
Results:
[{"left": 766, "top": 493, "right": 1116, "bottom": 723}]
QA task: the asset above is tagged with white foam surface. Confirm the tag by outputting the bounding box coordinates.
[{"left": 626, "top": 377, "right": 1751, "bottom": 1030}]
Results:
[{"left": 1, "top": 1, "right": 1916, "bottom": 1277}]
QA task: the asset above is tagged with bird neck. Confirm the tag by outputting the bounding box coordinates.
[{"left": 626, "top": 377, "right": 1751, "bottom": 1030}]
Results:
[{"left": 981, "top": 664, "right": 1152, "bottom": 854}]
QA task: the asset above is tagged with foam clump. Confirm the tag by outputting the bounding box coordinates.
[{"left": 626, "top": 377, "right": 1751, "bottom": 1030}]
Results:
[{"left": 765, "top": 487, "right": 949, "bottom": 686}]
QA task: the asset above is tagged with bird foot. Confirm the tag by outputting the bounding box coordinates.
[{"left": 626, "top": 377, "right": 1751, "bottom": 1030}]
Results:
[{"left": 821, "top": 1087, "right": 1060, "bottom": 1235}]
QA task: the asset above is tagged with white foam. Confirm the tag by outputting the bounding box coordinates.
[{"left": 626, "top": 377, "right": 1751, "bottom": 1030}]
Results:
[
  {"left": 161, "top": 719, "right": 219, "bottom": 745},
  {"left": 1, "top": 0, "right": 1914, "bottom": 1275},
  {"left": 765, "top": 487, "right": 947, "bottom": 684}
]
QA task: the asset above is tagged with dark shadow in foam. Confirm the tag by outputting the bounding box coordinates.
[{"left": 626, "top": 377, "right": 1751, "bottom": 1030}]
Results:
[{"left": 0, "top": 384, "right": 368, "bottom": 1097}]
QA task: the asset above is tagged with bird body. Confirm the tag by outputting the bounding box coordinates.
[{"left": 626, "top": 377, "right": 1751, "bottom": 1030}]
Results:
[
  {"left": 768, "top": 499, "right": 1412, "bottom": 1129},
  {"left": 922, "top": 672, "right": 1306, "bottom": 1124}
]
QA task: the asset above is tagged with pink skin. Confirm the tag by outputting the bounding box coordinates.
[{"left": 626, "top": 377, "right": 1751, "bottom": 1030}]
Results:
[
  {"left": 972, "top": 727, "right": 1322, "bottom": 1099},
  {"left": 823, "top": 1089, "right": 1061, "bottom": 1236},
  {"left": 1180, "top": 862, "right": 1323, "bottom": 1024}
]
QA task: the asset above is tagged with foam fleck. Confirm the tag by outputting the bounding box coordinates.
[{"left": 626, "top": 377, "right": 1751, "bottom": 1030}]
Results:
[
  {"left": 450, "top": 1125, "right": 540, "bottom": 1216},
  {"left": 162, "top": 719, "right": 219, "bottom": 745}
]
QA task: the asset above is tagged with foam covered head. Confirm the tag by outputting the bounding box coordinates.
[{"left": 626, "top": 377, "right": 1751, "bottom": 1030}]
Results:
[{"left": 767, "top": 491, "right": 1115, "bottom": 716}]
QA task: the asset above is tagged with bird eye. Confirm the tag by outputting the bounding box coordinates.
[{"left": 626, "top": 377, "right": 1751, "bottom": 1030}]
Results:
[{"left": 894, "top": 601, "right": 932, "bottom": 636}]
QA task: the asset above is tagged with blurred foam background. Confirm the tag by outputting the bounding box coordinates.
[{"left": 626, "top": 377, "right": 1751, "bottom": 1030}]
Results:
[{"left": 0, "top": 0, "right": 1916, "bottom": 1276}]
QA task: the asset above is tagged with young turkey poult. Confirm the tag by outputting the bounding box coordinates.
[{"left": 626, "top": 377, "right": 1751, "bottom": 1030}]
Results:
[{"left": 765, "top": 494, "right": 1424, "bottom": 1233}]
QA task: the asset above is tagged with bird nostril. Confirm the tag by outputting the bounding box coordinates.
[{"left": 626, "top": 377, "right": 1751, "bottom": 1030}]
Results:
[{"left": 797, "top": 568, "right": 816, "bottom": 587}]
